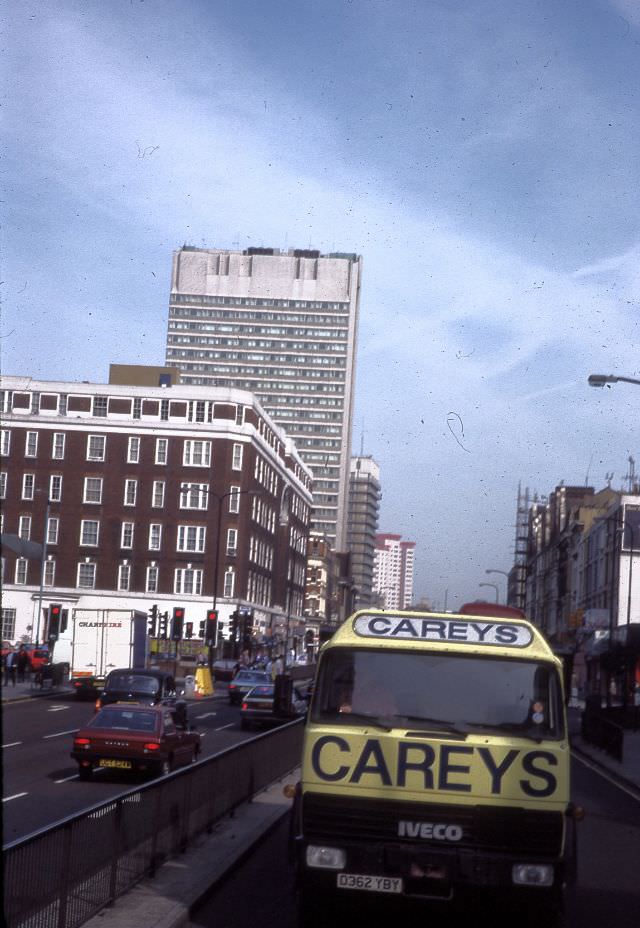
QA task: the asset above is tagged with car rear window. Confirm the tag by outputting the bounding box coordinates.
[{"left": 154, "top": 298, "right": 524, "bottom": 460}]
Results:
[
  {"left": 248, "top": 685, "right": 274, "bottom": 697},
  {"left": 105, "top": 673, "right": 160, "bottom": 694},
  {"left": 236, "top": 671, "right": 268, "bottom": 682},
  {"left": 89, "top": 708, "right": 158, "bottom": 732}
]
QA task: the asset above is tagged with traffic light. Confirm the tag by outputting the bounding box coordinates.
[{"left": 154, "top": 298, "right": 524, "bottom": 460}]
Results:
[
  {"left": 185, "top": 622, "right": 194, "bottom": 640},
  {"left": 230, "top": 610, "right": 239, "bottom": 642},
  {"left": 205, "top": 609, "right": 218, "bottom": 647},
  {"left": 158, "top": 611, "right": 169, "bottom": 639},
  {"left": 240, "top": 607, "right": 253, "bottom": 651},
  {"left": 171, "top": 607, "right": 185, "bottom": 641},
  {"left": 147, "top": 604, "right": 158, "bottom": 637},
  {"left": 48, "top": 603, "right": 63, "bottom": 641},
  {"left": 198, "top": 620, "right": 206, "bottom": 639}
]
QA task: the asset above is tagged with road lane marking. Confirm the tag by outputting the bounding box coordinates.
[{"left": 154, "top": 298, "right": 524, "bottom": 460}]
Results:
[
  {"left": 3, "top": 793, "right": 28, "bottom": 803},
  {"left": 2, "top": 742, "right": 23, "bottom": 748},
  {"left": 47, "top": 706, "right": 70, "bottom": 712},
  {"left": 55, "top": 774, "right": 79, "bottom": 783},
  {"left": 195, "top": 712, "right": 217, "bottom": 719},
  {"left": 572, "top": 750, "right": 640, "bottom": 801},
  {"left": 214, "top": 723, "right": 235, "bottom": 731},
  {"left": 43, "top": 729, "right": 77, "bottom": 740}
]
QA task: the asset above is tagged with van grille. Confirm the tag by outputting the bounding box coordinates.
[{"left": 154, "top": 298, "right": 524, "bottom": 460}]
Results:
[{"left": 302, "top": 794, "right": 563, "bottom": 857}]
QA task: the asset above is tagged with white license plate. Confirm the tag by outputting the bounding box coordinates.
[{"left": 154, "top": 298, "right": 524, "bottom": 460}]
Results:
[{"left": 337, "top": 873, "right": 403, "bottom": 894}]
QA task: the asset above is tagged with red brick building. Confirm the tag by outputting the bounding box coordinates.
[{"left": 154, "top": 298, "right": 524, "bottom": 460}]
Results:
[{"left": 0, "top": 375, "right": 312, "bottom": 652}]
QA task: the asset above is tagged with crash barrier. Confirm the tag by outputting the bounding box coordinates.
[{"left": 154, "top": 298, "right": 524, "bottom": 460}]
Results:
[
  {"left": 3, "top": 718, "right": 304, "bottom": 928},
  {"left": 581, "top": 708, "right": 624, "bottom": 762}
]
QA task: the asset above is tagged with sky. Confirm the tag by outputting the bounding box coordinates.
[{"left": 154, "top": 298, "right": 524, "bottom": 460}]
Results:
[{"left": 3, "top": 0, "right": 639, "bottom": 610}]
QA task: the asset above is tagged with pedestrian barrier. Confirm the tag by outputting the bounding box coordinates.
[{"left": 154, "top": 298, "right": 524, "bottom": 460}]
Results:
[
  {"left": 581, "top": 709, "right": 624, "bottom": 762},
  {"left": 3, "top": 718, "right": 304, "bottom": 928}
]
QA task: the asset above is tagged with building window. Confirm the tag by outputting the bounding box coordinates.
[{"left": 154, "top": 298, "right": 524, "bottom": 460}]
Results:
[
  {"left": 179, "top": 483, "right": 208, "bottom": 509},
  {"left": 226, "top": 528, "right": 237, "bottom": 555},
  {"left": 0, "top": 391, "right": 12, "bottom": 414},
  {"left": 25, "top": 431, "right": 38, "bottom": 457},
  {"left": 149, "top": 524, "right": 162, "bottom": 550},
  {"left": 87, "top": 435, "right": 106, "bottom": 461},
  {"left": 232, "top": 443, "right": 243, "bottom": 471},
  {"left": 52, "top": 433, "right": 65, "bottom": 459},
  {"left": 235, "top": 405, "right": 244, "bottom": 425},
  {"left": 83, "top": 477, "right": 103, "bottom": 504},
  {"left": 146, "top": 565, "right": 159, "bottom": 593},
  {"left": 161, "top": 399, "right": 169, "bottom": 421},
  {"left": 77, "top": 562, "right": 96, "bottom": 589},
  {"left": 155, "top": 438, "right": 168, "bottom": 464},
  {"left": 118, "top": 563, "right": 131, "bottom": 592},
  {"left": 177, "top": 525, "right": 206, "bottom": 553},
  {"left": 223, "top": 568, "right": 235, "bottom": 598},
  {"left": 229, "top": 486, "right": 241, "bottom": 513},
  {"left": 133, "top": 397, "right": 142, "bottom": 420},
  {"left": 121, "top": 522, "right": 135, "bottom": 549},
  {"left": 1, "top": 430, "right": 11, "bottom": 456},
  {"left": 0, "top": 472, "right": 6, "bottom": 499},
  {"left": 80, "top": 520, "right": 100, "bottom": 546},
  {"left": 15, "top": 559, "right": 28, "bottom": 584},
  {"left": 92, "top": 395, "right": 108, "bottom": 417},
  {"left": 124, "top": 479, "right": 138, "bottom": 506},
  {"left": 152, "top": 480, "right": 165, "bottom": 508},
  {"left": 59, "top": 394, "right": 67, "bottom": 416},
  {"left": 2, "top": 607, "right": 17, "bottom": 640},
  {"left": 18, "top": 516, "right": 31, "bottom": 540},
  {"left": 174, "top": 568, "right": 203, "bottom": 595},
  {"left": 183, "top": 440, "right": 211, "bottom": 467},
  {"left": 22, "top": 474, "right": 35, "bottom": 500},
  {"left": 127, "top": 437, "right": 141, "bottom": 463},
  {"left": 50, "top": 475, "right": 62, "bottom": 502},
  {"left": 47, "top": 517, "right": 59, "bottom": 545},
  {"left": 44, "top": 559, "right": 55, "bottom": 587}
]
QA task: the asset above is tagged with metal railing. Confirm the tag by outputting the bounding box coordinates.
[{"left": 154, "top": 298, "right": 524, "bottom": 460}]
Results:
[
  {"left": 3, "top": 719, "right": 304, "bottom": 928},
  {"left": 581, "top": 709, "right": 624, "bottom": 762}
]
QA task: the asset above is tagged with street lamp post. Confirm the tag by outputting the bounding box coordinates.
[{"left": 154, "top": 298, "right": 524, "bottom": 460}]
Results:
[
  {"left": 588, "top": 373, "right": 640, "bottom": 389},
  {"left": 479, "top": 582, "right": 499, "bottom": 603},
  {"left": 485, "top": 568, "right": 509, "bottom": 604}
]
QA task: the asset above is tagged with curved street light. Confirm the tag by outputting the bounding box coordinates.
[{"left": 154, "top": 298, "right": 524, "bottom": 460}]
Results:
[
  {"left": 479, "top": 582, "right": 499, "bottom": 603},
  {"left": 588, "top": 373, "right": 640, "bottom": 389}
]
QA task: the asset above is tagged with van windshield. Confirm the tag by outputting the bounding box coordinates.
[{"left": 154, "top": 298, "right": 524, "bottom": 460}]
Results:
[
  {"left": 312, "top": 648, "right": 564, "bottom": 740},
  {"left": 105, "top": 673, "right": 160, "bottom": 694}
]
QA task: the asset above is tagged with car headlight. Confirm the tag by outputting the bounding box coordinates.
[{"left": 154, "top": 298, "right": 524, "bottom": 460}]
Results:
[
  {"left": 305, "top": 845, "right": 347, "bottom": 870},
  {"left": 512, "top": 864, "right": 554, "bottom": 887}
]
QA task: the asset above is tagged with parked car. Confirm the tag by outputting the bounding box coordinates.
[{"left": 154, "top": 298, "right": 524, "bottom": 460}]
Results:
[
  {"left": 240, "top": 682, "right": 308, "bottom": 730},
  {"left": 212, "top": 659, "right": 238, "bottom": 681},
  {"left": 71, "top": 703, "right": 200, "bottom": 780},
  {"left": 22, "top": 645, "right": 50, "bottom": 672},
  {"left": 228, "top": 669, "right": 271, "bottom": 705},
  {"left": 95, "top": 668, "right": 177, "bottom": 709}
]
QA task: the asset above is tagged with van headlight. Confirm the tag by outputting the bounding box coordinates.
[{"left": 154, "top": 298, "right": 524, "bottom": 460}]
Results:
[
  {"left": 512, "top": 864, "right": 554, "bottom": 887},
  {"left": 305, "top": 845, "right": 347, "bottom": 870}
]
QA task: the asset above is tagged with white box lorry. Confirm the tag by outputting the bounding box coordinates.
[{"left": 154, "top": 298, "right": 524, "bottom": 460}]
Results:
[{"left": 51, "top": 609, "right": 148, "bottom": 698}]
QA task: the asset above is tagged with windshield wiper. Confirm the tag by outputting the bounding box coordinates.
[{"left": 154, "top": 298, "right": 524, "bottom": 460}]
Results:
[
  {"left": 392, "top": 715, "right": 469, "bottom": 737},
  {"left": 323, "top": 710, "right": 392, "bottom": 731},
  {"left": 461, "top": 721, "right": 546, "bottom": 743}
]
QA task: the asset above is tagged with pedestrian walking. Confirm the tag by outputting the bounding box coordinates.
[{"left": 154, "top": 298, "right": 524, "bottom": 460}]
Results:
[
  {"left": 4, "top": 650, "right": 17, "bottom": 686},
  {"left": 16, "top": 646, "right": 29, "bottom": 683}
]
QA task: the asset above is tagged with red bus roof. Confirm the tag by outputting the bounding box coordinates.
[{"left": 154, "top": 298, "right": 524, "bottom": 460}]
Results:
[{"left": 458, "top": 601, "right": 527, "bottom": 619}]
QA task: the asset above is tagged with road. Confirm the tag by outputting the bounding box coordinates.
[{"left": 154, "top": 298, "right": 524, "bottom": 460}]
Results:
[
  {"left": 190, "top": 754, "right": 640, "bottom": 928},
  {"left": 1, "top": 687, "right": 247, "bottom": 842}
]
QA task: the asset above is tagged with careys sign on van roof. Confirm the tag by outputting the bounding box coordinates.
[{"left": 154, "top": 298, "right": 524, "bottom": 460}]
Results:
[{"left": 353, "top": 612, "right": 533, "bottom": 648}]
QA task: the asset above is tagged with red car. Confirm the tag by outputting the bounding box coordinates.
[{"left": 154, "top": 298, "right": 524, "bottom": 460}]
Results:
[
  {"left": 22, "top": 645, "right": 50, "bottom": 672},
  {"left": 71, "top": 703, "right": 200, "bottom": 780}
]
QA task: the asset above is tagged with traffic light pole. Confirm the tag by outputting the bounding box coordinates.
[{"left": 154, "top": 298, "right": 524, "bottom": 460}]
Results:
[{"left": 34, "top": 497, "right": 51, "bottom": 647}]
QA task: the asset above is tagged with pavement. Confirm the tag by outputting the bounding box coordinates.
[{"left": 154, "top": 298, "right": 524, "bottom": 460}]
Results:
[{"left": 3, "top": 683, "right": 639, "bottom": 928}]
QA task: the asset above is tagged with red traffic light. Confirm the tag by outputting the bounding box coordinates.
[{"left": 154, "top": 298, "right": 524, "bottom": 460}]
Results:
[
  {"left": 206, "top": 609, "right": 218, "bottom": 622},
  {"left": 174, "top": 607, "right": 185, "bottom": 619},
  {"left": 50, "top": 605, "right": 61, "bottom": 616}
]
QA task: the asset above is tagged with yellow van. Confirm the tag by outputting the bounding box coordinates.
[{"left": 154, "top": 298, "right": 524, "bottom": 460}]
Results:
[{"left": 290, "top": 609, "right": 578, "bottom": 925}]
